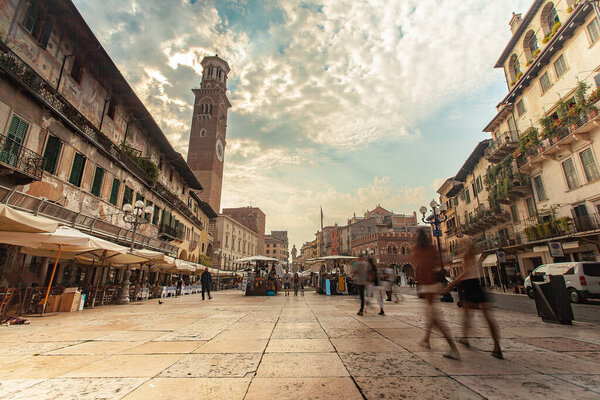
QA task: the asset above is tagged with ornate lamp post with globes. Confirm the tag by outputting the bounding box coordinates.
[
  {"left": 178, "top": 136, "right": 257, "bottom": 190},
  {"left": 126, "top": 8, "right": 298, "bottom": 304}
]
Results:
[
  {"left": 117, "top": 199, "right": 154, "bottom": 304},
  {"left": 419, "top": 200, "right": 448, "bottom": 270}
]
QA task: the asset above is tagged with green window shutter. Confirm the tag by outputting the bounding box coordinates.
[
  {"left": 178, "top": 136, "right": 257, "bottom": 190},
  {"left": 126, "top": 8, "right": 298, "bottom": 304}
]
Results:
[
  {"left": 109, "top": 178, "right": 120, "bottom": 205},
  {"left": 91, "top": 167, "right": 105, "bottom": 196},
  {"left": 122, "top": 185, "right": 133, "bottom": 206},
  {"left": 68, "top": 153, "right": 86, "bottom": 187},
  {"left": 152, "top": 206, "right": 160, "bottom": 225},
  {"left": 135, "top": 193, "right": 144, "bottom": 203},
  {"left": 42, "top": 135, "right": 61, "bottom": 174}
]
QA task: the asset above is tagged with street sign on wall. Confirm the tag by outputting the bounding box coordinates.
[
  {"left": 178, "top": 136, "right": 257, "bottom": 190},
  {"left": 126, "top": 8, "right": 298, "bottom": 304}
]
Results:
[
  {"left": 497, "top": 251, "right": 506, "bottom": 263},
  {"left": 548, "top": 242, "right": 564, "bottom": 258},
  {"left": 433, "top": 229, "right": 442, "bottom": 237}
]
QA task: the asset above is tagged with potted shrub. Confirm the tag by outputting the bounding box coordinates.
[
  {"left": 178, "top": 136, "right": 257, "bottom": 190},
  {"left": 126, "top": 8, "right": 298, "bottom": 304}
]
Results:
[
  {"left": 552, "top": 21, "right": 561, "bottom": 36},
  {"left": 516, "top": 71, "right": 523, "bottom": 80},
  {"left": 525, "top": 60, "right": 532, "bottom": 67},
  {"left": 524, "top": 227, "right": 537, "bottom": 241},
  {"left": 558, "top": 216, "right": 571, "bottom": 233},
  {"left": 588, "top": 87, "right": 600, "bottom": 105},
  {"left": 532, "top": 49, "right": 540, "bottom": 58}
]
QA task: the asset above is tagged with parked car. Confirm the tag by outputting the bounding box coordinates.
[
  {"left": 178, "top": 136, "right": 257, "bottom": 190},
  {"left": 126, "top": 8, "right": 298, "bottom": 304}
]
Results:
[{"left": 524, "top": 262, "right": 600, "bottom": 303}]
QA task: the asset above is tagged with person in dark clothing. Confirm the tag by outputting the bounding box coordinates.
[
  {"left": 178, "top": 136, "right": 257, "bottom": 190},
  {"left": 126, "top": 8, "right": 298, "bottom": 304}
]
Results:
[
  {"left": 176, "top": 278, "right": 182, "bottom": 297},
  {"left": 201, "top": 268, "right": 212, "bottom": 300}
]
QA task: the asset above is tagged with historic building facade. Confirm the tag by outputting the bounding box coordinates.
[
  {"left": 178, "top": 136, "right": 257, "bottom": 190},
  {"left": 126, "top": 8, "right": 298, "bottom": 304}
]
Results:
[
  {"left": 221, "top": 206, "right": 266, "bottom": 255},
  {"left": 436, "top": 0, "right": 600, "bottom": 289},
  {"left": 0, "top": 0, "right": 216, "bottom": 275},
  {"left": 213, "top": 214, "right": 258, "bottom": 271}
]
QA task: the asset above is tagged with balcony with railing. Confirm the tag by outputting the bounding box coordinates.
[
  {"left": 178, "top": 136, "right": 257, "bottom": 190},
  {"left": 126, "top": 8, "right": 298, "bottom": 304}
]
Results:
[
  {"left": 485, "top": 130, "right": 519, "bottom": 163},
  {"left": 522, "top": 213, "right": 600, "bottom": 242},
  {"left": 159, "top": 223, "right": 184, "bottom": 241},
  {"left": 0, "top": 133, "right": 45, "bottom": 184},
  {"left": 460, "top": 209, "right": 512, "bottom": 236}
]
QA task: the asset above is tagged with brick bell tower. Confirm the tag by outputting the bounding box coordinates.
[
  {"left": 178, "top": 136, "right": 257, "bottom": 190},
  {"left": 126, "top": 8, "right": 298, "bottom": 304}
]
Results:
[{"left": 187, "top": 55, "right": 231, "bottom": 213}]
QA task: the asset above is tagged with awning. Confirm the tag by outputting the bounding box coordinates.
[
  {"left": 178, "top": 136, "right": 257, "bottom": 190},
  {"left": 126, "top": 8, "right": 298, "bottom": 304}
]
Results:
[
  {"left": 563, "top": 241, "right": 579, "bottom": 250},
  {"left": 0, "top": 204, "right": 59, "bottom": 233},
  {"left": 533, "top": 245, "right": 547, "bottom": 253},
  {"left": 481, "top": 254, "right": 497, "bottom": 267},
  {"left": 233, "top": 255, "right": 279, "bottom": 263}
]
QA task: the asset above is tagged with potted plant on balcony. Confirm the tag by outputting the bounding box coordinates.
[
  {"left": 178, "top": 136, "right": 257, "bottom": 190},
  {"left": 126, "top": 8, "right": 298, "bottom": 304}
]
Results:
[
  {"left": 588, "top": 87, "right": 600, "bottom": 105},
  {"left": 524, "top": 226, "right": 537, "bottom": 241}
]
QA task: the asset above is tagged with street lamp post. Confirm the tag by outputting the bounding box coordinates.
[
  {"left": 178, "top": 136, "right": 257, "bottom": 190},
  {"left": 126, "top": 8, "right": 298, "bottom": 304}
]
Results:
[
  {"left": 117, "top": 200, "right": 153, "bottom": 304},
  {"left": 419, "top": 200, "right": 448, "bottom": 270},
  {"left": 213, "top": 248, "right": 222, "bottom": 291}
]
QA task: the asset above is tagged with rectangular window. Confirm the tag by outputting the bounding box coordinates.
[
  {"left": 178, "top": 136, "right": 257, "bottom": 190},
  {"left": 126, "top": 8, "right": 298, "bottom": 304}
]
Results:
[
  {"left": 90, "top": 166, "right": 105, "bottom": 197},
  {"left": 540, "top": 72, "right": 551, "bottom": 93},
  {"left": 526, "top": 197, "right": 536, "bottom": 218},
  {"left": 553, "top": 54, "right": 567, "bottom": 78},
  {"left": 68, "top": 152, "right": 86, "bottom": 187},
  {"left": 1, "top": 115, "right": 29, "bottom": 167},
  {"left": 107, "top": 101, "right": 116, "bottom": 120},
  {"left": 588, "top": 17, "right": 600, "bottom": 43},
  {"left": 580, "top": 148, "right": 600, "bottom": 182},
  {"left": 510, "top": 204, "right": 519, "bottom": 222},
  {"left": 145, "top": 200, "right": 153, "bottom": 221},
  {"left": 507, "top": 116, "right": 517, "bottom": 135},
  {"left": 152, "top": 206, "right": 160, "bottom": 225},
  {"left": 533, "top": 175, "right": 547, "bottom": 201},
  {"left": 22, "top": 4, "right": 52, "bottom": 48},
  {"left": 70, "top": 58, "right": 83, "bottom": 84},
  {"left": 562, "top": 158, "right": 580, "bottom": 189},
  {"left": 464, "top": 188, "right": 471, "bottom": 204},
  {"left": 595, "top": 73, "right": 600, "bottom": 89},
  {"left": 109, "top": 178, "right": 120, "bottom": 205},
  {"left": 42, "top": 135, "right": 61, "bottom": 174},
  {"left": 122, "top": 185, "right": 133, "bottom": 206},
  {"left": 516, "top": 100, "right": 525, "bottom": 116},
  {"left": 135, "top": 193, "right": 144, "bottom": 204}
]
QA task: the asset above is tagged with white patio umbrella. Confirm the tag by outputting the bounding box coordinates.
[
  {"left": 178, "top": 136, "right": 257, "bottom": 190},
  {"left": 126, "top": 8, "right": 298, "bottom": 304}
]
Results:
[
  {"left": 233, "top": 255, "right": 279, "bottom": 263},
  {"left": 0, "top": 226, "right": 143, "bottom": 313},
  {"left": 0, "top": 204, "right": 59, "bottom": 233}
]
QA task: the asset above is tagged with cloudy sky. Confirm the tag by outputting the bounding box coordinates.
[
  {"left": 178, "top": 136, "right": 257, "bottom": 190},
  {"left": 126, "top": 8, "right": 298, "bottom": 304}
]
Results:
[{"left": 73, "top": 0, "right": 531, "bottom": 250}]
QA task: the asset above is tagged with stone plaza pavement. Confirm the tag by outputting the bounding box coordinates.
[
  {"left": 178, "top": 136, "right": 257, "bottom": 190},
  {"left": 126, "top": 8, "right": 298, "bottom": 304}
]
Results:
[{"left": 0, "top": 290, "right": 599, "bottom": 399}]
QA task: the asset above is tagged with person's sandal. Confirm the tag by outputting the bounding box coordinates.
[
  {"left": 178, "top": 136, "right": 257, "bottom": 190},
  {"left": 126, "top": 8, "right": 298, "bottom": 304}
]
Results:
[
  {"left": 418, "top": 340, "right": 431, "bottom": 349},
  {"left": 491, "top": 349, "right": 504, "bottom": 359}
]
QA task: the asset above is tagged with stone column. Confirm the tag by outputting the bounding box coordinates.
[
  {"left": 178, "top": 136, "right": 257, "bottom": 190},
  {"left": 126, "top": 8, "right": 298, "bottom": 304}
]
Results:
[{"left": 38, "top": 257, "right": 49, "bottom": 286}]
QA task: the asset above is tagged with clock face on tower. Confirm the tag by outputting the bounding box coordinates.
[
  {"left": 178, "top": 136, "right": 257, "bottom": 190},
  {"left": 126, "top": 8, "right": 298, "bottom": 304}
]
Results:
[{"left": 216, "top": 138, "right": 224, "bottom": 162}]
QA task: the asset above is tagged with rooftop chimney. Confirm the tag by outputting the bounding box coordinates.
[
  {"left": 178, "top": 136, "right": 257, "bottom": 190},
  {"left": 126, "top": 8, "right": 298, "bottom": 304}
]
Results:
[{"left": 509, "top": 12, "right": 523, "bottom": 35}]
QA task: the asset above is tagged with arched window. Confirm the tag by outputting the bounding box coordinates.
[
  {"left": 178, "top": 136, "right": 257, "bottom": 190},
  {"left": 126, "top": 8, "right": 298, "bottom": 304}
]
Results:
[
  {"left": 523, "top": 30, "right": 539, "bottom": 62},
  {"left": 392, "top": 246, "right": 397, "bottom": 254},
  {"left": 401, "top": 246, "right": 406, "bottom": 255},
  {"left": 508, "top": 54, "right": 521, "bottom": 83},
  {"left": 387, "top": 245, "right": 392, "bottom": 254},
  {"left": 541, "top": 3, "right": 560, "bottom": 36}
]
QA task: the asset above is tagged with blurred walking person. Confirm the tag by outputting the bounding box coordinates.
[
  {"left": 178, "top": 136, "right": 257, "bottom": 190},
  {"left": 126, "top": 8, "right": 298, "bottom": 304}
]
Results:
[
  {"left": 201, "top": 268, "right": 212, "bottom": 300},
  {"left": 351, "top": 257, "right": 367, "bottom": 315},
  {"left": 444, "top": 243, "right": 503, "bottom": 359},
  {"left": 367, "top": 258, "right": 385, "bottom": 315},
  {"left": 412, "top": 228, "right": 460, "bottom": 360},
  {"left": 384, "top": 265, "right": 400, "bottom": 303},
  {"left": 293, "top": 272, "right": 300, "bottom": 296},
  {"left": 283, "top": 269, "right": 291, "bottom": 296}
]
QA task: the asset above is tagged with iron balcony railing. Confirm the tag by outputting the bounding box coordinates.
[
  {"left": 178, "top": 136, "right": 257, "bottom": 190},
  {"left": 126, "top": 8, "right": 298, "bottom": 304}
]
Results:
[
  {"left": 0, "top": 184, "right": 178, "bottom": 255},
  {"left": 485, "top": 130, "right": 519, "bottom": 163},
  {"left": 159, "top": 223, "right": 184, "bottom": 241},
  {"left": 0, "top": 132, "right": 45, "bottom": 181}
]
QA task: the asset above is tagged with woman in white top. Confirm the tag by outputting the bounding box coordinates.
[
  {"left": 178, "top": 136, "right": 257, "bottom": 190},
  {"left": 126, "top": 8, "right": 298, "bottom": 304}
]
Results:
[{"left": 444, "top": 243, "right": 503, "bottom": 359}]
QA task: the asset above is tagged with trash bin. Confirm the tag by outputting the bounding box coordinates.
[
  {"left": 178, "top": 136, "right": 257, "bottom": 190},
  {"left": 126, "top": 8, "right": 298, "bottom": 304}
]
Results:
[{"left": 533, "top": 275, "right": 574, "bottom": 325}]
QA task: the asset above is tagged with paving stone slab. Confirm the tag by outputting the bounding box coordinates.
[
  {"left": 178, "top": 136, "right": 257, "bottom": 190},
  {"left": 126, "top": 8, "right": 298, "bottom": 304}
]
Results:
[
  {"left": 355, "top": 376, "right": 484, "bottom": 399},
  {"left": 515, "top": 337, "right": 600, "bottom": 352},
  {"left": 123, "top": 341, "right": 204, "bottom": 354},
  {"left": 266, "top": 339, "right": 335, "bottom": 353},
  {"left": 246, "top": 377, "right": 362, "bottom": 399},
  {"left": 159, "top": 353, "right": 261, "bottom": 377},
  {"left": 330, "top": 338, "right": 406, "bottom": 353},
  {"left": 94, "top": 331, "right": 166, "bottom": 342},
  {"left": 62, "top": 354, "right": 182, "bottom": 378},
  {"left": 0, "top": 355, "right": 106, "bottom": 379},
  {"left": 455, "top": 374, "right": 600, "bottom": 399},
  {"left": 214, "top": 329, "right": 273, "bottom": 340},
  {"left": 7, "top": 377, "right": 147, "bottom": 400},
  {"left": 256, "top": 353, "right": 349, "bottom": 377},
  {"left": 415, "top": 350, "right": 533, "bottom": 376},
  {"left": 0, "top": 341, "right": 82, "bottom": 356},
  {"left": 0, "top": 379, "right": 44, "bottom": 398},
  {"left": 339, "top": 352, "right": 442, "bottom": 377},
  {"left": 555, "top": 374, "right": 600, "bottom": 393},
  {"left": 504, "top": 350, "right": 600, "bottom": 374},
  {"left": 194, "top": 338, "right": 268, "bottom": 353},
  {"left": 121, "top": 377, "right": 251, "bottom": 400},
  {"left": 45, "top": 341, "right": 144, "bottom": 355}
]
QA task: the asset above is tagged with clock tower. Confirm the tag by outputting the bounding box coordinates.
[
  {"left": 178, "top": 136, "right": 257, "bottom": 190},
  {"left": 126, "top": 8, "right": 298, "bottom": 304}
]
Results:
[{"left": 187, "top": 55, "right": 231, "bottom": 213}]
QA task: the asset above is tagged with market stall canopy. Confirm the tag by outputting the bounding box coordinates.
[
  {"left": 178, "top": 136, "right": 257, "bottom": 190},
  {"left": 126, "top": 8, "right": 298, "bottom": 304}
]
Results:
[
  {"left": 481, "top": 254, "right": 498, "bottom": 267},
  {"left": 0, "top": 204, "right": 59, "bottom": 233},
  {"left": 233, "top": 255, "right": 279, "bottom": 263},
  {"left": 132, "top": 249, "right": 176, "bottom": 266}
]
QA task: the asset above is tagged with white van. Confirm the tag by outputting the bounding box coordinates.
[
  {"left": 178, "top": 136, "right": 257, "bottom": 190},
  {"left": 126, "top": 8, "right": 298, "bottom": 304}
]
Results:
[{"left": 524, "top": 262, "right": 600, "bottom": 303}]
